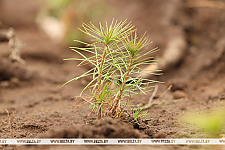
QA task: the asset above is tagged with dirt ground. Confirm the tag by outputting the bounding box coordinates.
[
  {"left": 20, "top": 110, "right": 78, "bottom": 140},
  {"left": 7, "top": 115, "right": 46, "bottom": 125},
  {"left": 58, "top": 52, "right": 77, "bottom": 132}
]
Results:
[{"left": 1, "top": 0, "right": 225, "bottom": 150}]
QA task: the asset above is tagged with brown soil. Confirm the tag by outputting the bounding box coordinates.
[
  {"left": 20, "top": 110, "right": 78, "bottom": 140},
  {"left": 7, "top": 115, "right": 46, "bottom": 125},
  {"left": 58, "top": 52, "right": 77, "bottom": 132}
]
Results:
[
  {"left": 42, "top": 117, "right": 145, "bottom": 138},
  {"left": 1, "top": 0, "right": 225, "bottom": 150}
]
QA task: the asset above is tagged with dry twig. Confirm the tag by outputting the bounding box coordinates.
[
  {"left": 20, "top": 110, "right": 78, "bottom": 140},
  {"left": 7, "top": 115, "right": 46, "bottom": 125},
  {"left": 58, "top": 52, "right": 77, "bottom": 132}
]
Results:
[{"left": 141, "top": 85, "right": 172, "bottom": 110}]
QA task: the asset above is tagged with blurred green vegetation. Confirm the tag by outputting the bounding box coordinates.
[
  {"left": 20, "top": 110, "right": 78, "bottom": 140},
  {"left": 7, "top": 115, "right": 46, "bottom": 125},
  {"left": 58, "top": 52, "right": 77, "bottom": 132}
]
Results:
[
  {"left": 42, "top": 0, "right": 111, "bottom": 44},
  {"left": 182, "top": 108, "right": 225, "bottom": 137}
]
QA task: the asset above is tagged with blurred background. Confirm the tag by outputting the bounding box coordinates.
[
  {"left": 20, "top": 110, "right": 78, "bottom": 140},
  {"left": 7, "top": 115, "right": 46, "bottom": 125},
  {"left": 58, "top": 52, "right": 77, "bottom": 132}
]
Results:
[
  {"left": 0, "top": 0, "right": 225, "bottom": 141},
  {"left": 1, "top": 0, "right": 225, "bottom": 77}
]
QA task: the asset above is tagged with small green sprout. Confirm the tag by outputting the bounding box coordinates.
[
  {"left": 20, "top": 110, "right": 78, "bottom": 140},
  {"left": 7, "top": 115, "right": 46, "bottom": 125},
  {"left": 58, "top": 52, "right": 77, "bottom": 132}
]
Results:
[
  {"left": 131, "top": 106, "right": 149, "bottom": 120},
  {"left": 64, "top": 19, "right": 161, "bottom": 119}
]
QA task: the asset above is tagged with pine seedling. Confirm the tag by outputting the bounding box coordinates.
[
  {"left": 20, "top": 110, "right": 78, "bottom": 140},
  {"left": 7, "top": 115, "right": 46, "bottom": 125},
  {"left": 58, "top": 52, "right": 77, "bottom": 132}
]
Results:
[
  {"left": 64, "top": 19, "right": 161, "bottom": 119},
  {"left": 131, "top": 106, "right": 149, "bottom": 120}
]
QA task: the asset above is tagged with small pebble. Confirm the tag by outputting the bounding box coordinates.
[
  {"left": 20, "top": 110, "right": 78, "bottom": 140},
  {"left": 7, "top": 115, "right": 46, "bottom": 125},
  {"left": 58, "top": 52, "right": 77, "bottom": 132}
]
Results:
[{"left": 173, "top": 90, "right": 186, "bottom": 99}]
